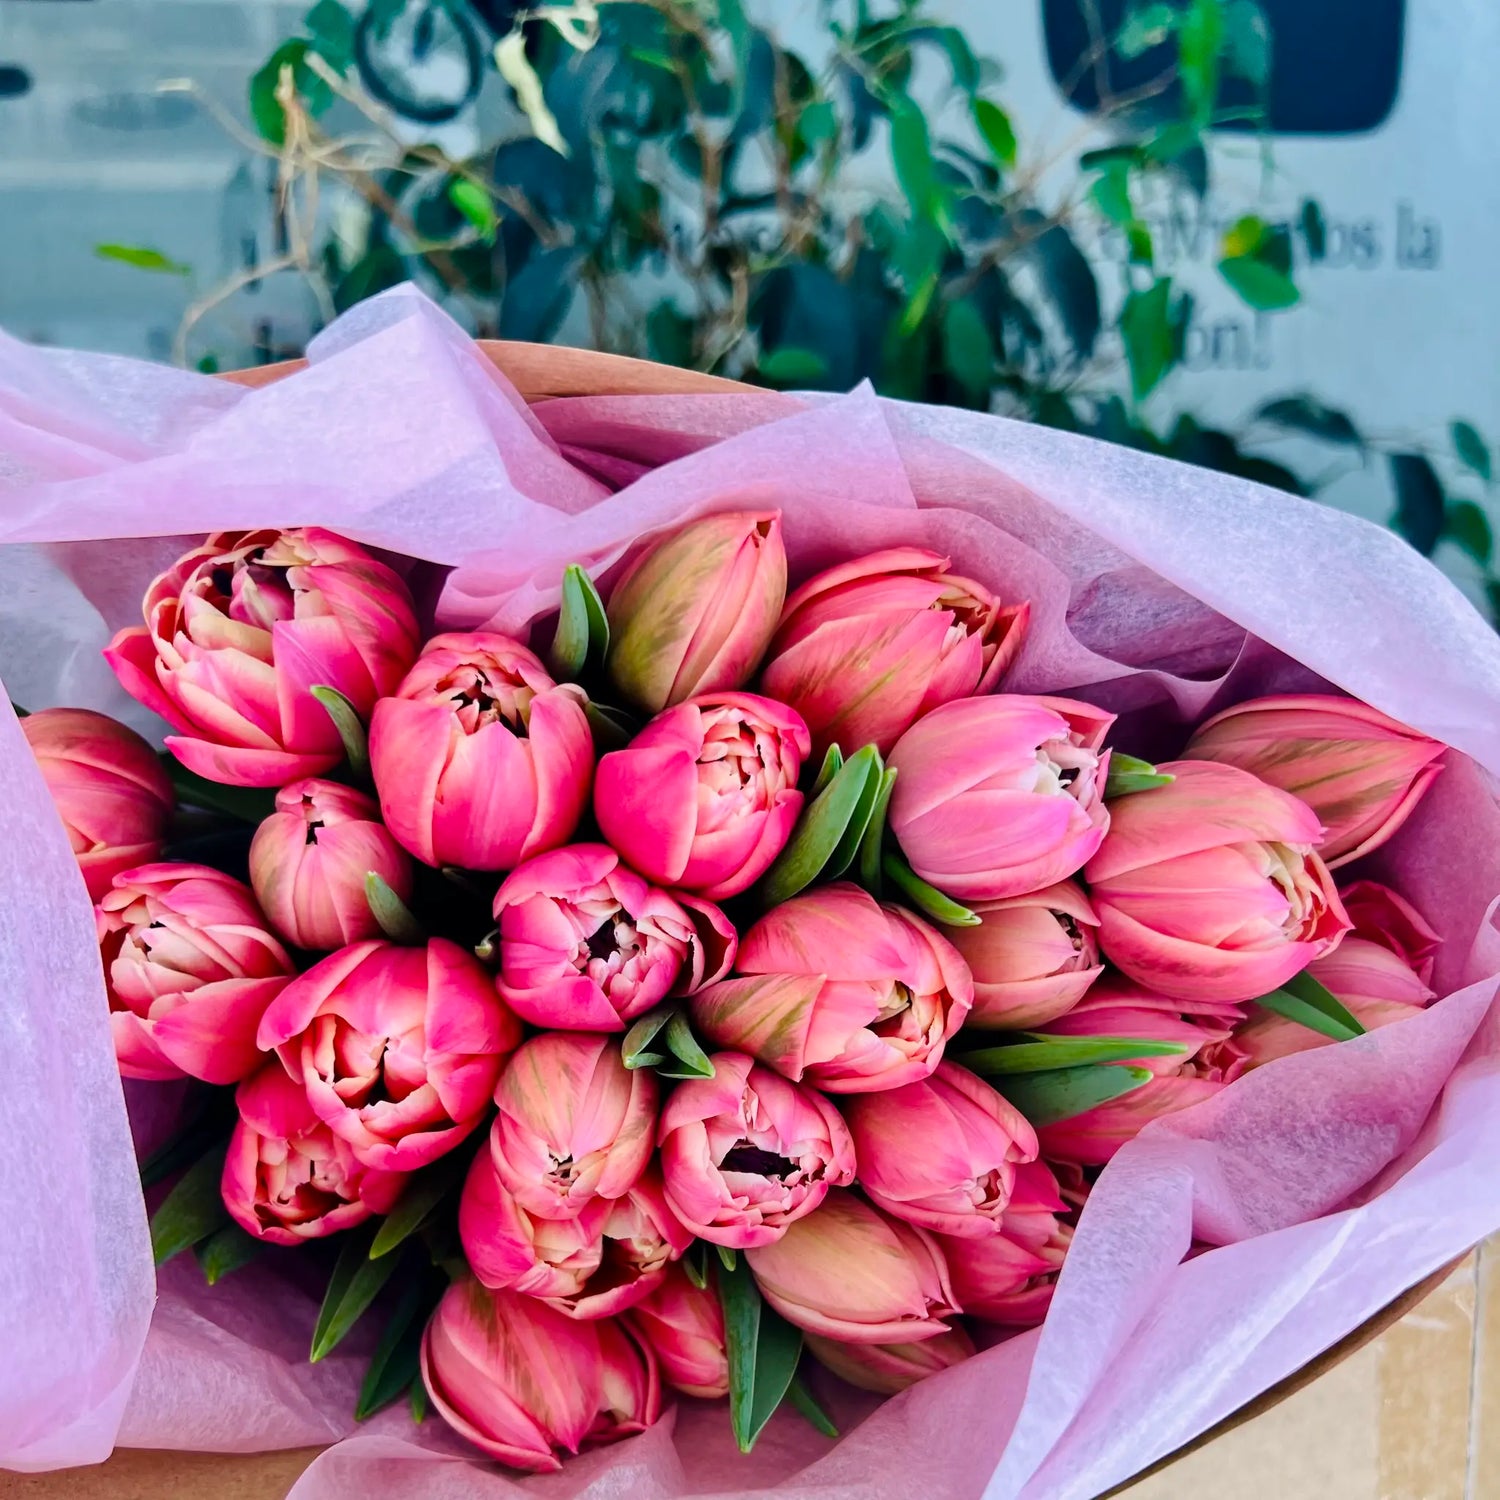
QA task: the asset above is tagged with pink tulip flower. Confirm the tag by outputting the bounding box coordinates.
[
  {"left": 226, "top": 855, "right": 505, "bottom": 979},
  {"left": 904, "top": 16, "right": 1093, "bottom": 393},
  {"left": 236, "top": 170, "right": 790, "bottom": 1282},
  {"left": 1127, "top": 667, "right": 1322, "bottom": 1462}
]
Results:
[
  {"left": 887, "top": 695, "right": 1113, "bottom": 901},
  {"left": 1085, "top": 759, "right": 1351, "bottom": 1003},
  {"left": 947, "top": 880, "right": 1103, "bottom": 1029},
  {"left": 488, "top": 1033, "right": 658, "bottom": 1220},
  {"left": 1186, "top": 694, "right": 1445, "bottom": 866},
  {"left": 759, "top": 547, "right": 1029, "bottom": 759},
  {"left": 1338, "top": 879, "right": 1441, "bottom": 983},
  {"left": 691, "top": 883, "right": 972, "bottom": 1092},
  {"left": 105, "top": 528, "right": 420, "bottom": 786},
  {"left": 460, "top": 1155, "right": 691, "bottom": 1319},
  {"left": 939, "top": 1160, "right": 1071, "bottom": 1325},
  {"left": 627, "top": 1265, "right": 729, "bottom": 1399},
  {"left": 98, "top": 862, "right": 295, "bottom": 1084},
  {"left": 420, "top": 1278, "right": 660, "bottom": 1471},
  {"left": 222, "top": 1060, "right": 405, "bottom": 1244},
  {"left": 594, "top": 692, "right": 811, "bottom": 899},
  {"left": 491, "top": 844, "right": 735, "bottom": 1030},
  {"left": 369, "top": 632, "right": 593, "bottom": 872},
  {"left": 1032, "top": 987, "right": 1249, "bottom": 1164},
  {"left": 248, "top": 779, "right": 413, "bottom": 951},
  {"left": 657, "top": 1052, "right": 856, "bottom": 1248},
  {"left": 605, "top": 508, "right": 788, "bottom": 714},
  {"left": 806, "top": 1324, "right": 976, "bottom": 1395},
  {"left": 21, "top": 707, "right": 174, "bottom": 901},
  {"left": 257, "top": 938, "right": 520, "bottom": 1171},
  {"left": 745, "top": 1190, "right": 960, "bottom": 1343},
  {"left": 842, "top": 1061, "right": 1038, "bottom": 1238}
]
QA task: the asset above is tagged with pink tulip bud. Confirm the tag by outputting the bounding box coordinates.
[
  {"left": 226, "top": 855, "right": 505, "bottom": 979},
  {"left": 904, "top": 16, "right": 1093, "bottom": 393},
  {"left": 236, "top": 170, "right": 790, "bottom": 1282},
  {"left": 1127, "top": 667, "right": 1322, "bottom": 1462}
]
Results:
[
  {"left": 98, "top": 862, "right": 295, "bottom": 1084},
  {"left": 842, "top": 1062, "right": 1038, "bottom": 1238},
  {"left": 1338, "top": 879, "right": 1441, "bottom": 984},
  {"left": 257, "top": 938, "right": 520, "bottom": 1171},
  {"left": 1085, "top": 759, "right": 1351, "bottom": 1003},
  {"left": 1031, "top": 985, "right": 1249, "bottom": 1164},
  {"left": 420, "top": 1278, "right": 660, "bottom": 1471},
  {"left": 1186, "top": 694, "right": 1445, "bottom": 867},
  {"left": 746, "top": 1190, "right": 960, "bottom": 1343},
  {"left": 887, "top": 695, "right": 1113, "bottom": 901},
  {"left": 691, "top": 883, "right": 972, "bottom": 1093},
  {"left": 491, "top": 844, "right": 736, "bottom": 1030},
  {"left": 21, "top": 707, "right": 174, "bottom": 901},
  {"left": 488, "top": 1033, "right": 658, "bottom": 1219},
  {"left": 460, "top": 1155, "right": 691, "bottom": 1319},
  {"left": 248, "top": 779, "right": 413, "bottom": 951},
  {"left": 657, "top": 1052, "right": 856, "bottom": 1248},
  {"left": 760, "top": 547, "right": 1029, "bottom": 760},
  {"left": 606, "top": 511, "right": 787, "bottom": 712},
  {"left": 369, "top": 632, "right": 593, "bottom": 873},
  {"left": 105, "top": 528, "right": 420, "bottom": 787},
  {"left": 222, "top": 1061, "right": 405, "bottom": 1244},
  {"left": 627, "top": 1265, "right": 729, "bottom": 1399},
  {"left": 939, "top": 1161, "right": 1071, "bottom": 1325},
  {"left": 947, "top": 880, "right": 1103, "bottom": 1029},
  {"left": 806, "top": 1323, "right": 976, "bottom": 1394},
  {"left": 594, "top": 693, "right": 811, "bottom": 899}
]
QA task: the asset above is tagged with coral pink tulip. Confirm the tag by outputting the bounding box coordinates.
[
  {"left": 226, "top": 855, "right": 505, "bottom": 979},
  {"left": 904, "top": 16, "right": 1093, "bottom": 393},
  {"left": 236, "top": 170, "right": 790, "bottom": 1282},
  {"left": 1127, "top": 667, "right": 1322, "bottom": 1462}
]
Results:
[
  {"left": 369, "top": 632, "right": 592, "bottom": 872},
  {"left": 594, "top": 692, "right": 810, "bottom": 899},
  {"left": 488, "top": 1033, "right": 658, "bottom": 1219},
  {"left": 606, "top": 510, "right": 786, "bottom": 712},
  {"left": 222, "top": 1061, "right": 405, "bottom": 1244},
  {"left": 105, "top": 528, "right": 419, "bottom": 786},
  {"left": 627, "top": 1265, "right": 730, "bottom": 1399},
  {"left": 691, "top": 883, "right": 972, "bottom": 1092},
  {"left": 1032, "top": 988, "right": 1249, "bottom": 1164},
  {"left": 947, "top": 880, "right": 1103, "bottom": 1029},
  {"left": 745, "top": 1190, "right": 959, "bottom": 1343},
  {"left": 842, "top": 1062, "right": 1038, "bottom": 1238},
  {"left": 1085, "top": 759, "right": 1351, "bottom": 1003},
  {"left": 887, "top": 695, "right": 1113, "bottom": 901},
  {"left": 760, "top": 546, "right": 1029, "bottom": 759},
  {"left": 257, "top": 938, "right": 520, "bottom": 1171},
  {"left": 420, "top": 1278, "right": 660, "bottom": 1471},
  {"left": 98, "top": 863, "right": 294, "bottom": 1084},
  {"left": 248, "top": 779, "right": 412, "bottom": 951},
  {"left": 657, "top": 1052, "right": 856, "bottom": 1248},
  {"left": 22, "top": 707, "right": 174, "bottom": 901},
  {"left": 1186, "top": 694, "right": 1445, "bottom": 866},
  {"left": 806, "top": 1324, "right": 976, "bottom": 1394},
  {"left": 1338, "top": 879, "right": 1441, "bottom": 983},
  {"left": 460, "top": 1158, "right": 691, "bottom": 1319},
  {"left": 939, "top": 1161, "right": 1071, "bottom": 1325},
  {"left": 491, "top": 844, "right": 735, "bottom": 1030}
]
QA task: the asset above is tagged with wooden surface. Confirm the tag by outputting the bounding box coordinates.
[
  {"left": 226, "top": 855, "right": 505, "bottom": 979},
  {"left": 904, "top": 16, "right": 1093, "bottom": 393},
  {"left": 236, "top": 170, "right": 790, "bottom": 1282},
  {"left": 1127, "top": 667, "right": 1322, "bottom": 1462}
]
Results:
[{"left": 4, "top": 1238, "right": 1495, "bottom": 1500}]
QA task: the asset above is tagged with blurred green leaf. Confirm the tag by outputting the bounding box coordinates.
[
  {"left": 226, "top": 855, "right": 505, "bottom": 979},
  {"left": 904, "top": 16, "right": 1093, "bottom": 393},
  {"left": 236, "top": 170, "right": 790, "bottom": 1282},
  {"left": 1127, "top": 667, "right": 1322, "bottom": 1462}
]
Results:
[
  {"left": 194, "top": 1222, "right": 262, "bottom": 1286},
  {"left": 1089, "top": 164, "right": 1133, "bottom": 227},
  {"left": 150, "top": 1145, "right": 231, "bottom": 1266},
  {"left": 1117, "top": 2, "right": 1178, "bottom": 58},
  {"left": 305, "top": 0, "right": 357, "bottom": 70},
  {"left": 447, "top": 180, "right": 497, "bottom": 243},
  {"left": 1256, "top": 395, "right": 1363, "bottom": 447},
  {"left": 758, "top": 347, "right": 830, "bottom": 386},
  {"left": 1389, "top": 452, "right": 1446, "bottom": 556},
  {"left": 889, "top": 94, "right": 937, "bottom": 219},
  {"left": 1120, "top": 278, "right": 1181, "bottom": 401},
  {"left": 798, "top": 98, "right": 838, "bottom": 146},
  {"left": 1177, "top": 0, "right": 1226, "bottom": 125},
  {"left": 95, "top": 243, "right": 191, "bottom": 276},
  {"left": 1223, "top": 0, "right": 1271, "bottom": 86},
  {"left": 973, "top": 98, "right": 1017, "bottom": 168},
  {"left": 1218, "top": 255, "right": 1299, "bottom": 311},
  {"left": 941, "top": 297, "right": 994, "bottom": 399},
  {"left": 1444, "top": 500, "right": 1492, "bottom": 566},
  {"left": 1299, "top": 199, "right": 1327, "bottom": 261},
  {"left": 250, "top": 38, "right": 333, "bottom": 145},
  {"left": 1452, "top": 421, "right": 1492, "bottom": 484}
]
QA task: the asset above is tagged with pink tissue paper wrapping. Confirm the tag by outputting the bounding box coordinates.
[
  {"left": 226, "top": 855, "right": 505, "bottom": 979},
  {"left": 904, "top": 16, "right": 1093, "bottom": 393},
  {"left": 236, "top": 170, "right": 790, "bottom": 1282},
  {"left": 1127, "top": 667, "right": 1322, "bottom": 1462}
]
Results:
[{"left": 2, "top": 285, "right": 1500, "bottom": 1499}]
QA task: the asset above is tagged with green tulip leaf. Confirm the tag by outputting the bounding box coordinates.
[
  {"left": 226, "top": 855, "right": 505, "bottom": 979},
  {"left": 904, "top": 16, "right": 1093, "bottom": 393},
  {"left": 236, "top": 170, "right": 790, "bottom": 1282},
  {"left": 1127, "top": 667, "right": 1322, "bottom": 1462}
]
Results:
[
  {"left": 623, "top": 1005, "right": 674, "bottom": 1069},
  {"left": 1253, "top": 970, "right": 1365, "bottom": 1042},
  {"left": 364, "top": 872, "right": 425, "bottom": 944},
  {"left": 549, "top": 563, "right": 610, "bottom": 681},
  {"left": 716, "top": 1244, "right": 739, "bottom": 1272},
  {"left": 856, "top": 766, "right": 898, "bottom": 895},
  {"left": 370, "top": 1151, "right": 469, "bottom": 1259},
  {"left": 193, "top": 1222, "right": 262, "bottom": 1286},
  {"left": 1105, "top": 752, "right": 1175, "bottom": 798},
  {"left": 311, "top": 1226, "right": 399, "bottom": 1363},
  {"left": 995, "top": 1064, "right": 1154, "bottom": 1128},
  {"left": 962, "top": 1034, "right": 1189, "bottom": 1074},
  {"left": 310, "top": 684, "right": 370, "bottom": 783},
  {"left": 584, "top": 699, "right": 636, "bottom": 752},
  {"left": 150, "top": 1143, "right": 231, "bottom": 1266},
  {"left": 881, "top": 849, "right": 981, "bottom": 926},
  {"left": 825, "top": 748, "right": 889, "bottom": 881},
  {"left": 409, "top": 1375, "right": 429, "bottom": 1423},
  {"left": 354, "top": 1270, "right": 441, "bottom": 1421},
  {"left": 718, "top": 1256, "right": 804, "bottom": 1454},
  {"left": 762, "top": 745, "right": 881, "bottom": 904},
  {"left": 810, "top": 743, "right": 844, "bottom": 796},
  {"left": 786, "top": 1370, "right": 839, "bottom": 1438},
  {"left": 165, "top": 761, "right": 278, "bottom": 823},
  {"left": 682, "top": 1244, "right": 709, "bottom": 1290},
  {"left": 660, "top": 1012, "right": 716, "bottom": 1079}
]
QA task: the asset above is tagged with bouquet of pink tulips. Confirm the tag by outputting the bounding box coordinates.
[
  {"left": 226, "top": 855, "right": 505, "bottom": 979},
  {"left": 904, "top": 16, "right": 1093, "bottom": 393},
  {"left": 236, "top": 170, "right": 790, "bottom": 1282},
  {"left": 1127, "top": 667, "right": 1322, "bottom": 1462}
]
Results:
[
  {"left": 18, "top": 491, "right": 1454, "bottom": 1469},
  {"left": 5, "top": 291, "right": 1500, "bottom": 1498}
]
